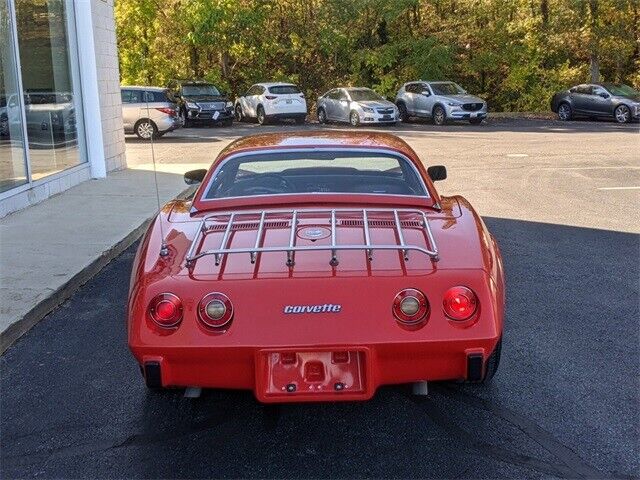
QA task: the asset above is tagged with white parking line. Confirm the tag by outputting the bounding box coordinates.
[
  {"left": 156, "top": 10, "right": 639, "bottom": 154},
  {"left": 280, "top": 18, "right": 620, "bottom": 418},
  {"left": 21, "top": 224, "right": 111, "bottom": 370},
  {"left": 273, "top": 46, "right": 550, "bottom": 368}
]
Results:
[
  {"left": 506, "top": 153, "right": 529, "bottom": 157},
  {"left": 597, "top": 186, "right": 640, "bottom": 191}
]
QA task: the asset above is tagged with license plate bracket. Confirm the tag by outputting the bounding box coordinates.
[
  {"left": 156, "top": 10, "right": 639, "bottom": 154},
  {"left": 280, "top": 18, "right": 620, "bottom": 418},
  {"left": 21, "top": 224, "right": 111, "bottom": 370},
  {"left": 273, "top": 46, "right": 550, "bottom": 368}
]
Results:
[{"left": 256, "top": 348, "right": 369, "bottom": 401}]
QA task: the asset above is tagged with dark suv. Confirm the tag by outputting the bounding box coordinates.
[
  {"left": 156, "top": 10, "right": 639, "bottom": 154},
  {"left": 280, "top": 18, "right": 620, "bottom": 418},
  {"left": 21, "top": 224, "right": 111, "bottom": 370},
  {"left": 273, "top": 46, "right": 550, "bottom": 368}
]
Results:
[{"left": 167, "top": 80, "right": 234, "bottom": 127}]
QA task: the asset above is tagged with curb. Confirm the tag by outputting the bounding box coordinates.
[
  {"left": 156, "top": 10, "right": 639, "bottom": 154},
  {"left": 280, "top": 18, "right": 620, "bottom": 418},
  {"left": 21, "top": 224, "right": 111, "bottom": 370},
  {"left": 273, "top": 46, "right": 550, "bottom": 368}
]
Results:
[{"left": 0, "top": 185, "right": 196, "bottom": 355}]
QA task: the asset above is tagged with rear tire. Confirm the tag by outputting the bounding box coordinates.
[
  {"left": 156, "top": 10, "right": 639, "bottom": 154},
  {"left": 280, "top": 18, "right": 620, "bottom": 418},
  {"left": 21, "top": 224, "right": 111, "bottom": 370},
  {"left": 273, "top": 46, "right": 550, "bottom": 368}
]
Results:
[
  {"left": 317, "top": 108, "right": 328, "bottom": 124},
  {"left": 235, "top": 104, "right": 244, "bottom": 122},
  {"left": 134, "top": 119, "right": 158, "bottom": 140},
  {"left": 432, "top": 105, "right": 446, "bottom": 125},
  {"left": 397, "top": 102, "right": 409, "bottom": 122},
  {"left": 257, "top": 106, "right": 268, "bottom": 125},
  {"left": 481, "top": 338, "right": 501, "bottom": 383},
  {"left": 557, "top": 102, "right": 572, "bottom": 121},
  {"left": 349, "top": 110, "right": 360, "bottom": 127}
]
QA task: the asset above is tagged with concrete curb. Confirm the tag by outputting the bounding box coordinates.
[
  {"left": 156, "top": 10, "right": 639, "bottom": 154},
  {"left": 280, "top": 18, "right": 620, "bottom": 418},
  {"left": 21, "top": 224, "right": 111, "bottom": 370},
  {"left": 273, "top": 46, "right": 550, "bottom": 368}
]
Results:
[{"left": 0, "top": 185, "right": 196, "bottom": 355}]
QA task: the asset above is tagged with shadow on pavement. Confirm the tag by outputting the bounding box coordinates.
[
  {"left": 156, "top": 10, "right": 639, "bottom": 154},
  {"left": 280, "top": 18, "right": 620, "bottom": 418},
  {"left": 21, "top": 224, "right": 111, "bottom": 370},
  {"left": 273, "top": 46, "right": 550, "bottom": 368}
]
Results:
[{"left": 0, "top": 217, "right": 638, "bottom": 479}]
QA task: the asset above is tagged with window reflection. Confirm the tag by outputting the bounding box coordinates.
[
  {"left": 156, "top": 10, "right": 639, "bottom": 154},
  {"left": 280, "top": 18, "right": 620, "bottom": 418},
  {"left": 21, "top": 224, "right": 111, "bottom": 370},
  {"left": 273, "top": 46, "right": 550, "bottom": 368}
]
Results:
[
  {"left": 0, "top": 0, "right": 28, "bottom": 193},
  {"left": 14, "top": 0, "right": 84, "bottom": 180}
]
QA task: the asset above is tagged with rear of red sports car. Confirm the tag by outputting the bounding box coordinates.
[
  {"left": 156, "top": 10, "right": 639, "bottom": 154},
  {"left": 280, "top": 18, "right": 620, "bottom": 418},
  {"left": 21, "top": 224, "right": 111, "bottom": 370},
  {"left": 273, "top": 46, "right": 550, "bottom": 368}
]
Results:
[{"left": 127, "top": 131, "right": 504, "bottom": 403}]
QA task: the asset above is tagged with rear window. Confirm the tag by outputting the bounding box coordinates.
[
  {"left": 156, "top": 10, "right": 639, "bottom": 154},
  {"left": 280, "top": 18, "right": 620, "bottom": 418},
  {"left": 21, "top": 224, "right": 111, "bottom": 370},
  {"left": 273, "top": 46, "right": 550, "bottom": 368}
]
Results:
[
  {"left": 143, "top": 90, "right": 171, "bottom": 103},
  {"left": 204, "top": 150, "right": 427, "bottom": 199},
  {"left": 268, "top": 85, "right": 300, "bottom": 95}
]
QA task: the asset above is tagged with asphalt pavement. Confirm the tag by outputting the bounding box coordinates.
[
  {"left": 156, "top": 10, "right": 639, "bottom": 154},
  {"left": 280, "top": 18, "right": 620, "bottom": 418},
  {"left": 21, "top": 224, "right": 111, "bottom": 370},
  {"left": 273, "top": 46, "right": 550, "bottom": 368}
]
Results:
[{"left": 1, "top": 117, "right": 639, "bottom": 479}]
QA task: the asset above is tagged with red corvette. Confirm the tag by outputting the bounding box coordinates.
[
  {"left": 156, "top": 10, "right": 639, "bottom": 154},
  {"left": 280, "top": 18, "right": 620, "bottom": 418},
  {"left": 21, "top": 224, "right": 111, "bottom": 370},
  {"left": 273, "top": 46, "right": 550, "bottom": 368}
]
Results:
[{"left": 128, "top": 131, "right": 504, "bottom": 403}]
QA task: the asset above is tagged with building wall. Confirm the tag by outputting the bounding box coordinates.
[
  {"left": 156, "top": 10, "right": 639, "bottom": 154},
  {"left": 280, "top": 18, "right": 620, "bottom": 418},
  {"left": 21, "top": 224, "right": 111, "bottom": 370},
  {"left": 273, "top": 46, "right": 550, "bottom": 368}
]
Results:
[{"left": 91, "top": 0, "right": 126, "bottom": 172}]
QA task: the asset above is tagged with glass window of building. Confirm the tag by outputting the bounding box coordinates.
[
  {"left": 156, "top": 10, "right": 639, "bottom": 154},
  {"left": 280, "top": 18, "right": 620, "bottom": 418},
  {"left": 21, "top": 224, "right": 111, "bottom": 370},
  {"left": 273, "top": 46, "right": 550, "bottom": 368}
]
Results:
[
  {"left": 0, "top": 0, "right": 28, "bottom": 194},
  {"left": 13, "top": 0, "right": 85, "bottom": 182}
]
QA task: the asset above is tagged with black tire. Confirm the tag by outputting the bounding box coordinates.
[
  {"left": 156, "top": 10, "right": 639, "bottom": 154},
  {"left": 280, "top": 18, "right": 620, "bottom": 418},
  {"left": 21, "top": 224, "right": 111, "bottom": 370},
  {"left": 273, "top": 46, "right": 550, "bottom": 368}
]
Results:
[
  {"left": 134, "top": 119, "right": 158, "bottom": 140},
  {"left": 432, "top": 105, "right": 446, "bottom": 125},
  {"left": 614, "top": 104, "right": 631, "bottom": 124},
  {"left": 469, "top": 118, "right": 482, "bottom": 125},
  {"left": 257, "top": 106, "right": 268, "bottom": 125},
  {"left": 180, "top": 108, "right": 191, "bottom": 128},
  {"left": 349, "top": 110, "right": 360, "bottom": 127},
  {"left": 397, "top": 102, "right": 409, "bottom": 122},
  {"left": 317, "top": 108, "right": 328, "bottom": 124},
  {"left": 481, "top": 338, "right": 501, "bottom": 383},
  {"left": 295, "top": 115, "right": 306, "bottom": 125},
  {"left": 235, "top": 104, "right": 244, "bottom": 122},
  {"left": 557, "top": 102, "right": 572, "bottom": 121}
]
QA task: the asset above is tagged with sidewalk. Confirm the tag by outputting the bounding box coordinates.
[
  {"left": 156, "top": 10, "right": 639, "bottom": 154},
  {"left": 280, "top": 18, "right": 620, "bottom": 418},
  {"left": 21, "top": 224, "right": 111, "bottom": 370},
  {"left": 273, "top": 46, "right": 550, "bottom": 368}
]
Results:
[{"left": 0, "top": 166, "right": 198, "bottom": 353}]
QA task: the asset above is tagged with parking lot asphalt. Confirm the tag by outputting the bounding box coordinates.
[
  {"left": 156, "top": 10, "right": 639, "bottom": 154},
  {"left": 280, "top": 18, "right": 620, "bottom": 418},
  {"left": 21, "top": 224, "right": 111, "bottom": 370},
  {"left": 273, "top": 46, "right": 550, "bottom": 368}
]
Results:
[{"left": 2, "top": 117, "right": 639, "bottom": 479}]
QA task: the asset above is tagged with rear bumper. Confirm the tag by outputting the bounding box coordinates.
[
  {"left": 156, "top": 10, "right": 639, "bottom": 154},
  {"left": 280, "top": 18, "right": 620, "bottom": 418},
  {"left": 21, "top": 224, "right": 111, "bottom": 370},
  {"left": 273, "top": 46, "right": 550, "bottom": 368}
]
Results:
[
  {"left": 265, "top": 112, "right": 307, "bottom": 120},
  {"left": 131, "top": 336, "right": 500, "bottom": 403}
]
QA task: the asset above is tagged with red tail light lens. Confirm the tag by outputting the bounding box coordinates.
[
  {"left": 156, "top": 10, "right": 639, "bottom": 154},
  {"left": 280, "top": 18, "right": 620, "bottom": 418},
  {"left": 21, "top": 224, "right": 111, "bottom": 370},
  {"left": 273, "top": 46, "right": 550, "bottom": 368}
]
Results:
[
  {"left": 443, "top": 286, "right": 478, "bottom": 321},
  {"left": 265, "top": 95, "right": 277, "bottom": 100},
  {"left": 148, "top": 293, "right": 183, "bottom": 328},
  {"left": 198, "top": 292, "right": 233, "bottom": 328},
  {"left": 155, "top": 107, "right": 176, "bottom": 116},
  {"left": 393, "top": 288, "right": 429, "bottom": 324}
]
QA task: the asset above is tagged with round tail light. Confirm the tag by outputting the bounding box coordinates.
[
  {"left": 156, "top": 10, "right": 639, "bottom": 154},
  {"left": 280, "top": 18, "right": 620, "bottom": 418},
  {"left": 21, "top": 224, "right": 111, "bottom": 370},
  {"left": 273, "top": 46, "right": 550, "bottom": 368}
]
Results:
[
  {"left": 443, "top": 286, "right": 478, "bottom": 321},
  {"left": 393, "top": 288, "right": 429, "bottom": 324},
  {"left": 198, "top": 292, "right": 233, "bottom": 328},
  {"left": 148, "top": 293, "right": 183, "bottom": 328}
]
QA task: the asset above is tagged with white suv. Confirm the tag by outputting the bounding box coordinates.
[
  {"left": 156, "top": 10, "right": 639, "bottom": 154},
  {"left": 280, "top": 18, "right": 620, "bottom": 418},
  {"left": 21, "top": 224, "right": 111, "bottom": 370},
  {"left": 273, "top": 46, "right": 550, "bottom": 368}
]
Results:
[{"left": 234, "top": 82, "right": 307, "bottom": 125}]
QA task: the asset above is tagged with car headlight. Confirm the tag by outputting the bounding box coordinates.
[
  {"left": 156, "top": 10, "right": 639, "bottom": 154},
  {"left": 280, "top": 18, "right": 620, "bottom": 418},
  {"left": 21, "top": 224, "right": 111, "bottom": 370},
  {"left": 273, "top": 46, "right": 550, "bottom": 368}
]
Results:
[
  {"left": 361, "top": 106, "right": 374, "bottom": 113},
  {"left": 225, "top": 101, "right": 233, "bottom": 108},
  {"left": 447, "top": 102, "right": 461, "bottom": 107},
  {"left": 185, "top": 101, "right": 198, "bottom": 109}
]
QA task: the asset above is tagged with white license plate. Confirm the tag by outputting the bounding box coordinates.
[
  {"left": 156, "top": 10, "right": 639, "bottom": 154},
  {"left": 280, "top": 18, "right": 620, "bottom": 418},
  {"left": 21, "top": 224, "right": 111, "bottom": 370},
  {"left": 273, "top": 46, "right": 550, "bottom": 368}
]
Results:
[{"left": 212, "top": 111, "right": 220, "bottom": 120}]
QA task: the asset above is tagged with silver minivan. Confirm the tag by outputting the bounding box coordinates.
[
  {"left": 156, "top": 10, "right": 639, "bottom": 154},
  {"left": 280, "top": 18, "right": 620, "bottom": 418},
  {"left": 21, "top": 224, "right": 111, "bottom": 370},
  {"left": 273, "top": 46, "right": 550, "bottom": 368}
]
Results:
[{"left": 121, "top": 86, "right": 182, "bottom": 139}]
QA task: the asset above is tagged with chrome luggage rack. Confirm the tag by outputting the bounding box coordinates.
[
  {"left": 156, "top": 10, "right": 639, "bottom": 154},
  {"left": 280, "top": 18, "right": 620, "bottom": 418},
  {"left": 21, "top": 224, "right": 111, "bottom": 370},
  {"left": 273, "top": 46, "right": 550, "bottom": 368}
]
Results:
[{"left": 184, "top": 208, "right": 439, "bottom": 268}]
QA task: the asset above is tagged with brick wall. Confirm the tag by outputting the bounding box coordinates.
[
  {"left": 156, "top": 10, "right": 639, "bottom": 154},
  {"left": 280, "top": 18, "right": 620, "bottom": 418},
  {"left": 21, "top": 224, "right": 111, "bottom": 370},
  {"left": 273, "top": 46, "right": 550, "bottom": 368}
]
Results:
[{"left": 91, "top": 0, "right": 126, "bottom": 172}]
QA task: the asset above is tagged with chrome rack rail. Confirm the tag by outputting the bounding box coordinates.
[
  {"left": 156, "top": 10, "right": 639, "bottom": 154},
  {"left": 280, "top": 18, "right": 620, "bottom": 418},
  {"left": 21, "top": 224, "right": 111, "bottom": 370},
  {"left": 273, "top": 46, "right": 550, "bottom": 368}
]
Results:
[{"left": 185, "top": 208, "right": 439, "bottom": 268}]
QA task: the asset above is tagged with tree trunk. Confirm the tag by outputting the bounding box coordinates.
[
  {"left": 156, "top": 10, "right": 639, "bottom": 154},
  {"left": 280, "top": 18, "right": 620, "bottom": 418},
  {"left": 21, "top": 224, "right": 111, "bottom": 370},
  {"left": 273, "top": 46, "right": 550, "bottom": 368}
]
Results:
[{"left": 588, "top": 0, "right": 600, "bottom": 83}]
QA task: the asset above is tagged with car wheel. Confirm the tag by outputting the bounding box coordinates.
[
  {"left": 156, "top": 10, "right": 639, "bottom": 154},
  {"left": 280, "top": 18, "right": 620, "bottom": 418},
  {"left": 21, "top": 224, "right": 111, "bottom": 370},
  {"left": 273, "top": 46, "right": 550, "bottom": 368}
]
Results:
[
  {"left": 295, "top": 115, "right": 306, "bottom": 125},
  {"left": 235, "top": 105, "right": 244, "bottom": 122},
  {"left": 349, "top": 110, "right": 360, "bottom": 127},
  {"left": 469, "top": 118, "right": 483, "bottom": 125},
  {"left": 432, "top": 105, "right": 446, "bottom": 125},
  {"left": 614, "top": 104, "right": 631, "bottom": 124},
  {"left": 397, "top": 102, "right": 409, "bottom": 122},
  {"left": 181, "top": 108, "right": 191, "bottom": 128},
  {"left": 557, "top": 102, "right": 572, "bottom": 121},
  {"left": 317, "top": 108, "right": 328, "bottom": 124},
  {"left": 257, "top": 106, "right": 268, "bottom": 125},
  {"left": 134, "top": 119, "right": 158, "bottom": 140}
]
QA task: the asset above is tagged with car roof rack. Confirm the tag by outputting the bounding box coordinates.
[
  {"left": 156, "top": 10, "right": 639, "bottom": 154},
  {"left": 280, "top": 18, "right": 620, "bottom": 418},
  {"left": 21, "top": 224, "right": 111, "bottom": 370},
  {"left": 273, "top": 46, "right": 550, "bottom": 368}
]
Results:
[{"left": 184, "top": 208, "right": 439, "bottom": 269}]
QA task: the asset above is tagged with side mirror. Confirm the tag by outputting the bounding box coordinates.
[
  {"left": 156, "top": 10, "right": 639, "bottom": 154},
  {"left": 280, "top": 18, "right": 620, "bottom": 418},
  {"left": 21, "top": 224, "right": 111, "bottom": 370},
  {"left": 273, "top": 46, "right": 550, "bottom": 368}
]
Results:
[
  {"left": 184, "top": 169, "right": 207, "bottom": 185},
  {"left": 427, "top": 165, "right": 447, "bottom": 181},
  {"left": 598, "top": 92, "right": 609, "bottom": 99}
]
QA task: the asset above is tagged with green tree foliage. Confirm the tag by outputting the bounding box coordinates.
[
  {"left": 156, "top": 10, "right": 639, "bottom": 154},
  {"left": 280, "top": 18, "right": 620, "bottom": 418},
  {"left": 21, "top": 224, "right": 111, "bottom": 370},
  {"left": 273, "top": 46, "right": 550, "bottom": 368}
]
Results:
[{"left": 115, "top": 0, "right": 640, "bottom": 111}]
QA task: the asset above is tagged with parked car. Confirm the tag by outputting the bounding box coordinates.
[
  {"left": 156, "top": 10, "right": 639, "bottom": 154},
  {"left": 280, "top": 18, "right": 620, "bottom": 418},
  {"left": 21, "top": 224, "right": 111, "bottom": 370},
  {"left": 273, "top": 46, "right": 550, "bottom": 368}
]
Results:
[
  {"left": 120, "top": 86, "right": 181, "bottom": 139},
  {"left": 234, "top": 82, "right": 307, "bottom": 125},
  {"left": 316, "top": 87, "right": 399, "bottom": 126},
  {"left": 167, "top": 80, "right": 234, "bottom": 127},
  {"left": 551, "top": 83, "right": 640, "bottom": 123},
  {"left": 395, "top": 81, "right": 487, "bottom": 125},
  {"left": 127, "top": 130, "right": 505, "bottom": 402},
  {"left": 0, "top": 95, "right": 8, "bottom": 136}
]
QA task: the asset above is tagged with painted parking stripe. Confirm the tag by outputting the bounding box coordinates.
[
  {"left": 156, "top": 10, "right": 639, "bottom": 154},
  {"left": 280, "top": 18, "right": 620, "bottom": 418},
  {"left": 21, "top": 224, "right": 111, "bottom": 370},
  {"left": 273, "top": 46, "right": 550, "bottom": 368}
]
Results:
[{"left": 597, "top": 186, "right": 640, "bottom": 190}]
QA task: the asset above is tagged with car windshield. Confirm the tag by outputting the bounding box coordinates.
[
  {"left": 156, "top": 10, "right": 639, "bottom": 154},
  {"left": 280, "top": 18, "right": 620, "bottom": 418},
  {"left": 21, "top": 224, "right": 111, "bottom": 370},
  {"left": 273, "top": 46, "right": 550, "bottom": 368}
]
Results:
[
  {"left": 430, "top": 82, "right": 465, "bottom": 95},
  {"left": 182, "top": 84, "right": 220, "bottom": 97},
  {"left": 204, "top": 150, "right": 428, "bottom": 199},
  {"left": 348, "top": 89, "right": 384, "bottom": 102},
  {"left": 269, "top": 85, "right": 300, "bottom": 94},
  {"left": 601, "top": 83, "right": 639, "bottom": 97}
]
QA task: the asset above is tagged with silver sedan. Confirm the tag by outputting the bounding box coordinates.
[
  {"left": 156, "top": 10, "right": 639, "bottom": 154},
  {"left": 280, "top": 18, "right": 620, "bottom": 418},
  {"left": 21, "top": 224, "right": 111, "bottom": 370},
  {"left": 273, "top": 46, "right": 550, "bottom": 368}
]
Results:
[{"left": 316, "top": 87, "right": 399, "bottom": 126}]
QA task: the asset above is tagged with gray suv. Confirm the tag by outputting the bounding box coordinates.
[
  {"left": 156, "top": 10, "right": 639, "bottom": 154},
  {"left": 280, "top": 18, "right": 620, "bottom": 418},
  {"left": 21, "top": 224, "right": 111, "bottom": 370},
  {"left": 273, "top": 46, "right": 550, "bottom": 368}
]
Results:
[{"left": 395, "top": 81, "right": 487, "bottom": 125}]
